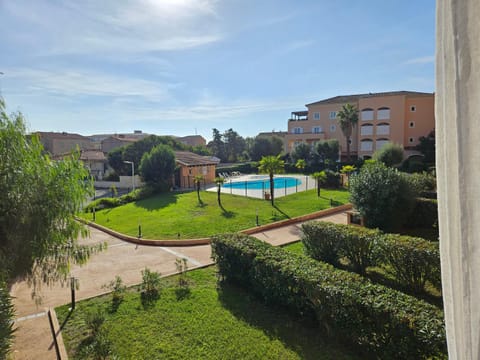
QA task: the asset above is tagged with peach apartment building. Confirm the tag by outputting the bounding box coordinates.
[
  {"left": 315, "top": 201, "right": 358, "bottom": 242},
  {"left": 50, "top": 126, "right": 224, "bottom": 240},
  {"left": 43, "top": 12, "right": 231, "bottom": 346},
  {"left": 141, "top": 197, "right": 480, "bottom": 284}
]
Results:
[{"left": 286, "top": 91, "right": 435, "bottom": 160}]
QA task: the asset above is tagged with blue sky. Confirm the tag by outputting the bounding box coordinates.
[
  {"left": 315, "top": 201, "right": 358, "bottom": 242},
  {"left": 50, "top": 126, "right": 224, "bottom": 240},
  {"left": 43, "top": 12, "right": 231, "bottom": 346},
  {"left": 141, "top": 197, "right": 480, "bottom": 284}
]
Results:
[{"left": 0, "top": 0, "right": 435, "bottom": 141}]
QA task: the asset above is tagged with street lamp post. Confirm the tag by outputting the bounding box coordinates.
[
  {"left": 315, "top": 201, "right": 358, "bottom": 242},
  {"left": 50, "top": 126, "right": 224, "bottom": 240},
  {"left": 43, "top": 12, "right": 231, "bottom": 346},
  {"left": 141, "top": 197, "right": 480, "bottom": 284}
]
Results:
[{"left": 123, "top": 161, "right": 135, "bottom": 192}]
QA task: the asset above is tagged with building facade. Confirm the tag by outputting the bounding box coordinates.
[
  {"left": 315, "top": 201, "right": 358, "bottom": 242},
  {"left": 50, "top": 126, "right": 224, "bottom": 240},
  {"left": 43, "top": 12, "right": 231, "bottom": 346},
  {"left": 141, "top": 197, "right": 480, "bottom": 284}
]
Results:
[
  {"left": 35, "top": 131, "right": 94, "bottom": 156},
  {"left": 286, "top": 91, "right": 435, "bottom": 160}
]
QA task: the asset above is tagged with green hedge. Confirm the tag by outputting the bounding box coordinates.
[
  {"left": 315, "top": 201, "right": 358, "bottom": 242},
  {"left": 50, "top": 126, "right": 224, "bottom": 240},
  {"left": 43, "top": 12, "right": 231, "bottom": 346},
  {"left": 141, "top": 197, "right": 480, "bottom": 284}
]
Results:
[
  {"left": 379, "top": 234, "right": 441, "bottom": 293},
  {"left": 211, "top": 233, "right": 446, "bottom": 358},
  {"left": 84, "top": 186, "right": 156, "bottom": 212},
  {"left": 405, "top": 197, "right": 438, "bottom": 229},
  {"left": 216, "top": 162, "right": 258, "bottom": 175},
  {"left": 301, "top": 222, "right": 440, "bottom": 292},
  {"left": 301, "top": 222, "right": 381, "bottom": 274}
]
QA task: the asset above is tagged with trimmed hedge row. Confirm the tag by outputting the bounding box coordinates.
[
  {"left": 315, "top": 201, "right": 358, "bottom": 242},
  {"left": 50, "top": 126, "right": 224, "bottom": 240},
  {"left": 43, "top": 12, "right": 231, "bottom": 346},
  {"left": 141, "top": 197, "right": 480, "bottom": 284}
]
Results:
[
  {"left": 405, "top": 197, "right": 438, "bottom": 229},
  {"left": 84, "top": 186, "right": 156, "bottom": 212},
  {"left": 211, "top": 233, "right": 446, "bottom": 359},
  {"left": 301, "top": 222, "right": 441, "bottom": 293}
]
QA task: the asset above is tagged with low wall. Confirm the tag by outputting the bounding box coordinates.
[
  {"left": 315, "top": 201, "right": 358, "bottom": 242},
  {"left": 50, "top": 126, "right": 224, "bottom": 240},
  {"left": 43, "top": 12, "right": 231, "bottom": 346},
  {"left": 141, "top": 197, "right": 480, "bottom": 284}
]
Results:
[
  {"left": 95, "top": 175, "right": 144, "bottom": 189},
  {"left": 80, "top": 203, "right": 352, "bottom": 247}
]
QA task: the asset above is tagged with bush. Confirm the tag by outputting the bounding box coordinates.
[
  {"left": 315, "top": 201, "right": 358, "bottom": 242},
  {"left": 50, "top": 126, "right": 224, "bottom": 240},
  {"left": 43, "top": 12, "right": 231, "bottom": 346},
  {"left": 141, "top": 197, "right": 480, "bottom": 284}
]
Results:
[
  {"left": 350, "top": 161, "right": 415, "bottom": 231},
  {"left": 301, "top": 222, "right": 441, "bottom": 293},
  {"left": 302, "top": 222, "right": 382, "bottom": 275},
  {"left": 211, "top": 233, "right": 446, "bottom": 358},
  {"left": 84, "top": 186, "right": 157, "bottom": 212},
  {"left": 373, "top": 142, "right": 404, "bottom": 167},
  {"left": 301, "top": 222, "right": 343, "bottom": 266},
  {"left": 102, "top": 276, "right": 126, "bottom": 311},
  {"left": 405, "top": 198, "right": 438, "bottom": 229},
  {"left": 378, "top": 234, "right": 441, "bottom": 293},
  {"left": 407, "top": 172, "right": 436, "bottom": 196},
  {"left": 323, "top": 169, "right": 341, "bottom": 188},
  {"left": 140, "top": 267, "right": 161, "bottom": 302}
]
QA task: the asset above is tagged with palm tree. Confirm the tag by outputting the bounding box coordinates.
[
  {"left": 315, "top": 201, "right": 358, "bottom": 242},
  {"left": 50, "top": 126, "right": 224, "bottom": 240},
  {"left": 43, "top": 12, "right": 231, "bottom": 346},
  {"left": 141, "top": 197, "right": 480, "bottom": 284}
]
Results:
[
  {"left": 312, "top": 171, "right": 327, "bottom": 197},
  {"left": 337, "top": 103, "right": 359, "bottom": 161},
  {"left": 295, "top": 159, "right": 306, "bottom": 174},
  {"left": 193, "top": 175, "right": 204, "bottom": 203},
  {"left": 258, "top": 155, "right": 285, "bottom": 206},
  {"left": 214, "top": 177, "right": 224, "bottom": 207},
  {"left": 340, "top": 165, "right": 356, "bottom": 188}
]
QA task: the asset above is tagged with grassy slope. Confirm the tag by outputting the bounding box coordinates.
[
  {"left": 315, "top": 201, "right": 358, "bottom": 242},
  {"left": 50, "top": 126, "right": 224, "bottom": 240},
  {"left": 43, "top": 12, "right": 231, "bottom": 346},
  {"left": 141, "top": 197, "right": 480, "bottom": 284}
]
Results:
[
  {"left": 82, "top": 189, "right": 349, "bottom": 239},
  {"left": 57, "top": 267, "right": 359, "bottom": 360}
]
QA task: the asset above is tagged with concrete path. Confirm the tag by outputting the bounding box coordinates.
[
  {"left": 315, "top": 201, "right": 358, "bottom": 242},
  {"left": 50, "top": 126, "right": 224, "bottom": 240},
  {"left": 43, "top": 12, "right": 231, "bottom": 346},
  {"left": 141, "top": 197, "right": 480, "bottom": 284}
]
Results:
[{"left": 10, "top": 209, "right": 348, "bottom": 360}]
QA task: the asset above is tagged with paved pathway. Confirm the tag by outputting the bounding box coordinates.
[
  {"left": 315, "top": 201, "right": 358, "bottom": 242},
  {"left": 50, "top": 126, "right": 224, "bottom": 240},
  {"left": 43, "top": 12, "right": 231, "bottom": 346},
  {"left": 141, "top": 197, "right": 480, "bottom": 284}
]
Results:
[{"left": 10, "top": 210, "right": 348, "bottom": 359}]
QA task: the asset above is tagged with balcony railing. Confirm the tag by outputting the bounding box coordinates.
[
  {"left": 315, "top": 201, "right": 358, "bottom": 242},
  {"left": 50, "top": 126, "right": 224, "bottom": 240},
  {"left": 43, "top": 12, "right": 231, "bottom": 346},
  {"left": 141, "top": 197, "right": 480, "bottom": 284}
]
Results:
[{"left": 289, "top": 118, "right": 309, "bottom": 122}]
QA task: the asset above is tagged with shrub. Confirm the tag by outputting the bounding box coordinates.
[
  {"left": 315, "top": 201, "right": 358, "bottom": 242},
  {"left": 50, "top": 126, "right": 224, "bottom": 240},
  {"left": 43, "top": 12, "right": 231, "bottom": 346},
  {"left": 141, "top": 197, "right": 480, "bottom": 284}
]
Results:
[
  {"left": 405, "top": 198, "right": 438, "bottom": 229},
  {"left": 350, "top": 161, "right": 415, "bottom": 231},
  {"left": 301, "top": 222, "right": 343, "bottom": 266},
  {"left": 84, "top": 186, "right": 157, "bottom": 212},
  {"left": 378, "top": 234, "right": 441, "bottom": 293},
  {"left": 407, "top": 172, "right": 436, "bottom": 196},
  {"left": 216, "top": 162, "right": 258, "bottom": 175},
  {"left": 102, "top": 276, "right": 126, "bottom": 310},
  {"left": 140, "top": 267, "right": 161, "bottom": 302},
  {"left": 211, "top": 233, "right": 446, "bottom": 358},
  {"left": 323, "top": 169, "right": 341, "bottom": 188},
  {"left": 85, "top": 309, "right": 105, "bottom": 337},
  {"left": 302, "top": 222, "right": 382, "bottom": 275},
  {"left": 373, "top": 142, "right": 404, "bottom": 167}
]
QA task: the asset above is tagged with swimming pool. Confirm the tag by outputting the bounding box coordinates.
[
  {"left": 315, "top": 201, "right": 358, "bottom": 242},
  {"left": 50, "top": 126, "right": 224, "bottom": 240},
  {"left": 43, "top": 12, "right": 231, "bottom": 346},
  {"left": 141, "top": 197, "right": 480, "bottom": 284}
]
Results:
[{"left": 222, "top": 176, "right": 302, "bottom": 190}]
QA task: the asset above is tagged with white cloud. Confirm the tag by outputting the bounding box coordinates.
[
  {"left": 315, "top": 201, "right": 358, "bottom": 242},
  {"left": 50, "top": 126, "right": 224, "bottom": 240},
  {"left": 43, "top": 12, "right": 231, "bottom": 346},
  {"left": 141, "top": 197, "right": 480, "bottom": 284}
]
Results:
[
  {"left": 404, "top": 56, "right": 435, "bottom": 65},
  {"left": 6, "top": 68, "right": 174, "bottom": 101},
  {"left": 4, "top": 0, "right": 223, "bottom": 55}
]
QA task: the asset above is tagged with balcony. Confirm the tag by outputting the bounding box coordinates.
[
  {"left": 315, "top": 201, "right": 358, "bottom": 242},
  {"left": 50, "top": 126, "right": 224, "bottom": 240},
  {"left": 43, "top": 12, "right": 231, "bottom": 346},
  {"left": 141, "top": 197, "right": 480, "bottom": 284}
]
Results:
[{"left": 289, "top": 110, "right": 308, "bottom": 122}]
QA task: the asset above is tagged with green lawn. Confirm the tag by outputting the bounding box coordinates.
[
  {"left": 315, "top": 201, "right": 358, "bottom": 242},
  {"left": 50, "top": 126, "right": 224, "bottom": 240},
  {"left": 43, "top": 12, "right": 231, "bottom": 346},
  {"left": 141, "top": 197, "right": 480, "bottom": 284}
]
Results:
[
  {"left": 81, "top": 189, "right": 349, "bottom": 239},
  {"left": 57, "top": 267, "right": 359, "bottom": 360}
]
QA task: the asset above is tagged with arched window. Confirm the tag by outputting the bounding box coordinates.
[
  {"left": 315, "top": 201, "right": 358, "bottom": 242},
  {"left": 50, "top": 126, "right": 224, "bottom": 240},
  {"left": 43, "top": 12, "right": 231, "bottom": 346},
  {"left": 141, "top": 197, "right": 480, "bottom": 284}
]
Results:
[
  {"left": 377, "top": 107, "right": 391, "bottom": 120},
  {"left": 376, "top": 123, "right": 390, "bottom": 135},
  {"left": 361, "top": 108, "right": 374, "bottom": 121},
  {"left": 360, "top": 124, "right": 374, "bottom": 136},
  {"left": 360, "top": 139, "right": 373, "bottom": 151},
  {"left": 376, "top": 138, "right": 390, "bottom": 150}
]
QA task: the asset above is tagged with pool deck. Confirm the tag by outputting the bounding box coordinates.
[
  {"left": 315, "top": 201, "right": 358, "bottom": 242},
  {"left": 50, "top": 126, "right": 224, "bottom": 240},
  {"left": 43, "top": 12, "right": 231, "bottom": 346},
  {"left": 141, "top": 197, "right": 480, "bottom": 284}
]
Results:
[{"left": 206, "top": 174, "right": 317, "bottom": 199}]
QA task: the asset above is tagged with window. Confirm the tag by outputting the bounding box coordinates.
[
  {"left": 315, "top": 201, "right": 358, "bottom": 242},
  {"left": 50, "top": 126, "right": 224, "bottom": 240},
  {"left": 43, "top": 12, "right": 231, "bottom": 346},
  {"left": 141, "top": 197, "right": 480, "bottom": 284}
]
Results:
[
  {"left": 376, "top": 123, "right": 390, "bottom": 135},
  {"left": 313, "top": 112, "right": 320, "bottom": 120},
  {"left": 329, "top": 111, "right": 337, "bottom": 119},
  {"left": 410, "top": 105, "right": 416, "bottom": 112},
  {"left": 409, "top": 137, "right": 415, "bottom": 143},
  {"left": 330, "top": 124, "right": 336, "bottom": 132},
  {"left": 377, "top": 107, "right": 391, "bottom": 120},
  {"left": 361, "top": 108, "right": 374, "bottom": 121},
  {"left": 409, "top": 121, "right": 415, "bottom": 128},
  {"left": 360, "top": 139, "right": 373, "bottom": 151},
  {"left": 376, "top": 138, "right": 390, "bottom": 150},
  {"left": 293, "top": 127, "right": 304, "bottom": 134},
  {"left": 312, "top": 126, "right": 322, "bottom": 134},
  {"left": 360, "top": 124, "right": 373, "bottom": 136}
]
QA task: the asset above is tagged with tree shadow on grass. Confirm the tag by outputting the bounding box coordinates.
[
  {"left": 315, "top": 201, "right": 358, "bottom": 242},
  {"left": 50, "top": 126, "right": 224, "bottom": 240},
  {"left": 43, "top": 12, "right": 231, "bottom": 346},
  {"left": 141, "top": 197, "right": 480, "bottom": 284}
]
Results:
[
  {"left": 272, "top": 205, "right": 291, "bottom": 219},
  {"left": 136, "top": 192, "right": 179, "bottom": 211},
  {"left": 219, "top": 204, "right": 235, "bottom": 218},
  {"left": 217, "top": 281, "right": 362, "bottom": 360}
]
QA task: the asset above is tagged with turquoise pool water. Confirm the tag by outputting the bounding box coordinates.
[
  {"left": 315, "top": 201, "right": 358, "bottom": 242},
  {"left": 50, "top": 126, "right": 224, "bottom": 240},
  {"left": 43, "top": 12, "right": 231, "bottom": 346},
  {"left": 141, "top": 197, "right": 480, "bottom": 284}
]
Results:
[{"left": 223, "top": 177, "right": 301, "bottom": 190}]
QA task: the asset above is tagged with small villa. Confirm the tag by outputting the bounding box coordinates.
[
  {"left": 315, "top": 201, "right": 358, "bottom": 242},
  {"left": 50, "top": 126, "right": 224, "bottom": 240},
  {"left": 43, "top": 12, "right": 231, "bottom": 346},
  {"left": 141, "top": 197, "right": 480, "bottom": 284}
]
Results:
[{"left": 174, "top": 151, "right": 218, "bottom": 189}]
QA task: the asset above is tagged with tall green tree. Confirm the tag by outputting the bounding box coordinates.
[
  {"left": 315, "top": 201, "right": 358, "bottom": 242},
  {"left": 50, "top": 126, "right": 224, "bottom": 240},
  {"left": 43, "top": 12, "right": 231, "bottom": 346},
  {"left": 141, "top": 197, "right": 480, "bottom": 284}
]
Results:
[
  {"left": 337, "top": 103, "right": 359, "bottom": 161},
  {"left": 223, "top": 128, "right": 246, "bottom": 162},
  {"left": 290, "top": 142, "right": 312, "bottom": 164},
  {"left": 139, "top": 144, "right": 176, "bottom": 191},
  {"left": 373, "top": 142, "right": 404, "bottom": 167},
  {"left": 0, "top": 99, "right": 102, "bottom": 356},
  {"left": 416, "top": 130, "right": 435, "bottom": 163},
  {"left": 258, "top": 155, "right": 285, "bottom": 206},
  {"left": 315, "top": 139, "right": 340, "bottom": 167},
  {"left": 207, "top": 128, "right": 226, "bottom": 162}
]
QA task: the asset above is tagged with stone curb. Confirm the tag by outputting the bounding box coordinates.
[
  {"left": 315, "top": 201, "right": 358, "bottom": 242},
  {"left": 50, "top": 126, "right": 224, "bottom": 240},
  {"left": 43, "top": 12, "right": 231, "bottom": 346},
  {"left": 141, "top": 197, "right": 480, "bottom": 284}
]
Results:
[
  {"left": 48, "top": 307, "right": 68, "bottom": 360},
  {"left": 77, "top": 204, "right": 352, "bottom": 246}
]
